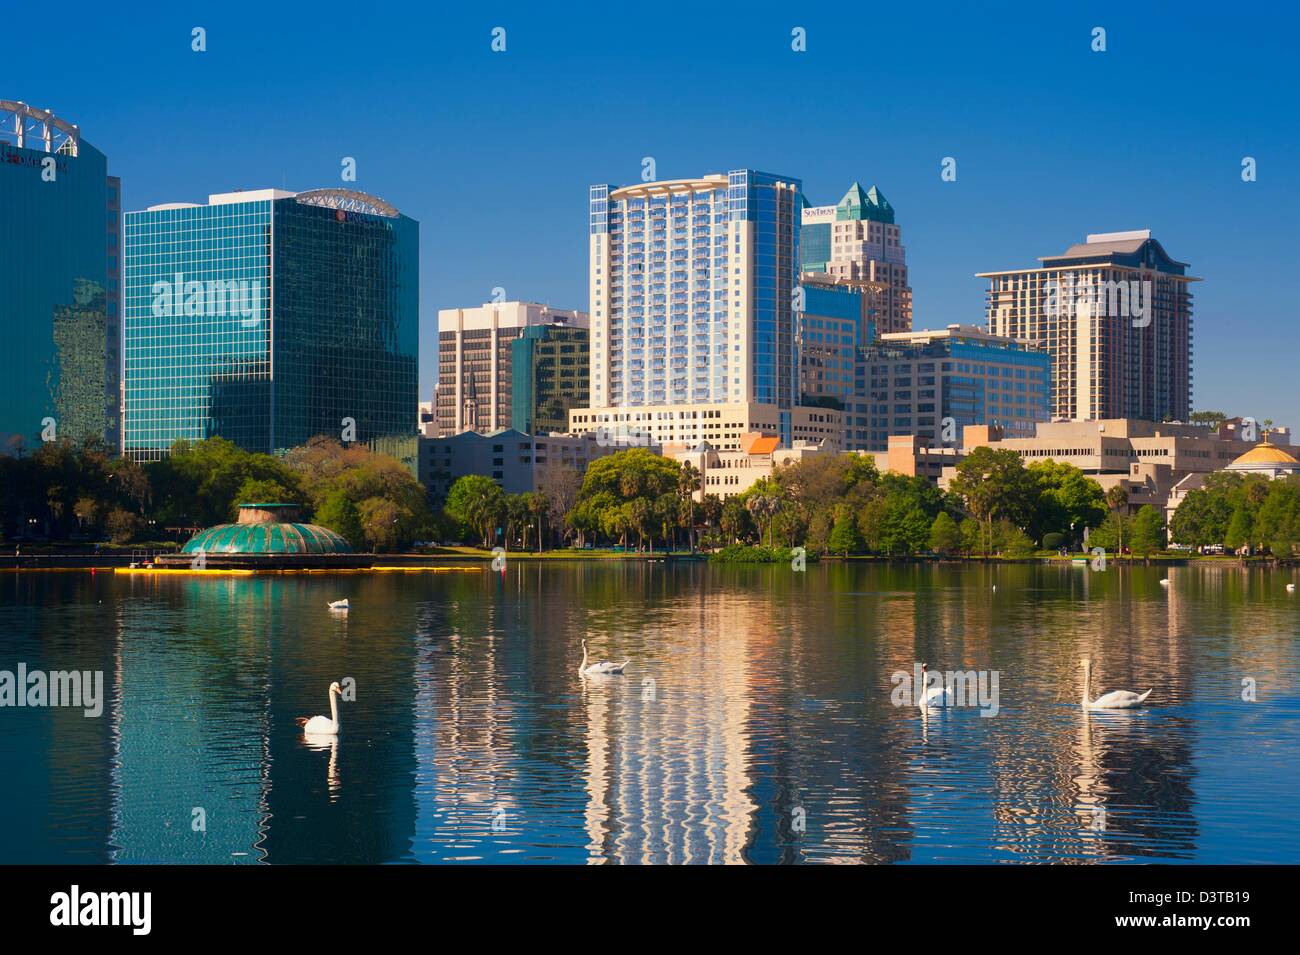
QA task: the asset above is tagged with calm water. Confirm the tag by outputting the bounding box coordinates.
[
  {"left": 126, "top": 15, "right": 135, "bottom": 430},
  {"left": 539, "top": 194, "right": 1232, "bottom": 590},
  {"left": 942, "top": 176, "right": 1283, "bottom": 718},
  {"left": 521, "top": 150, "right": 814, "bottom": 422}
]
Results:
[{"left": 1, "top": 562, "right": 1298, "bottom": 864}]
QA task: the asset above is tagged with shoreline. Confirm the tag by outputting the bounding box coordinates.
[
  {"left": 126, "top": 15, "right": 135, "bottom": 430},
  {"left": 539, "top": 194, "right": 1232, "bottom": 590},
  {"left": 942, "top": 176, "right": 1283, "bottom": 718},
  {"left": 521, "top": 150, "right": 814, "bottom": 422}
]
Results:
[{"left": 0, "top": 551, "right": 1282, "bottom": 574}]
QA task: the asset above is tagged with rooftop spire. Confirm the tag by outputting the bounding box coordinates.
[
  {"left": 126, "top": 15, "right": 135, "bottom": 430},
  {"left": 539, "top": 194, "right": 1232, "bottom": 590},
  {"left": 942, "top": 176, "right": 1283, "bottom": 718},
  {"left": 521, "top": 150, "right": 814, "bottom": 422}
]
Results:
[{"left": 836, "top": 182, "right": 894, "bottom": 223}]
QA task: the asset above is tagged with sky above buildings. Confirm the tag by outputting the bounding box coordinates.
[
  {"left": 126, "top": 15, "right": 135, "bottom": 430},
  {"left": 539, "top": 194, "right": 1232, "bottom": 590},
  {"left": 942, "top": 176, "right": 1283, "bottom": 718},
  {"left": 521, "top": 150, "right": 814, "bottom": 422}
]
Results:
[{"left": 8, "top": 1, "right": 1297, "bottom": 426}]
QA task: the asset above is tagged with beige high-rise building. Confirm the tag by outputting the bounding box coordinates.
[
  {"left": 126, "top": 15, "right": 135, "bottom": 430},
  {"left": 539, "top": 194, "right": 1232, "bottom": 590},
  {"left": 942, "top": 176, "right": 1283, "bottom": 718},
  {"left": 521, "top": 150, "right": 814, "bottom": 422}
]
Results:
[
  {"left": 978, "top": 230, "right": 1197, "bottom": 422},
  {"left": 800, "top": 182, "right": 911, "bottom": 335},
  {"left": 572, "top": 169, "right": 841, "bottom": 449},
  {"left": 432, "top": 301, "right": 586, "bottom": 437}
]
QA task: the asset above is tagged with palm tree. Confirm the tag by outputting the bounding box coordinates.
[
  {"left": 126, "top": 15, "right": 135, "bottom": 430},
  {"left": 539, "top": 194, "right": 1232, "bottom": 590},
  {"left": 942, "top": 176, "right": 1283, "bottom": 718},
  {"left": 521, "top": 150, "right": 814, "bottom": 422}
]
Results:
[
  {"left": 677, "top": 462, "right": 702, "bottom": 552},
  {"left": 1105, "top": 485, "right": 1129, "bottom": 555},
  {"left": 745, "top": 487, "right": 781, "bottom": 547},
  {"left": 523, "top": 491, "right": 549, "bottom": 552}
]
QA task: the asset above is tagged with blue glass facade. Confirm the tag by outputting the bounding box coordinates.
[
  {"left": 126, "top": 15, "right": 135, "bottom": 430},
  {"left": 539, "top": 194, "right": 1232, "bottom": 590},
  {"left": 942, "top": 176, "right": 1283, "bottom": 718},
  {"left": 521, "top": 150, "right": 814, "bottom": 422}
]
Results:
[
  {"left": 731, "top": 170, "right": 800, "bottom": 408},
  {"left": 800, "top": 220, "right": 831, "bottom": 272},
  {"left": 857, "top": 334, "right": 1051, "bottom": 450},
  {"left": 0, "top": 136, "right": 119, "bottom": 451},
  {"left": 799, "top": 281, "right": 865, "bottom": 401},
  {"left": 124, "top": 193, "right": 417, "bottom": 459}
]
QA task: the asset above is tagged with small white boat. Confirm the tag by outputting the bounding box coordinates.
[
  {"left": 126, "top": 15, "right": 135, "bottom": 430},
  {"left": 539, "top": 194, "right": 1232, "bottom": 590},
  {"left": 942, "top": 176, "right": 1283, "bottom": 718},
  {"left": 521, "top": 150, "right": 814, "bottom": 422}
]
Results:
[{"left": 328, "top": 599, "right": 350, "bottom": 611}]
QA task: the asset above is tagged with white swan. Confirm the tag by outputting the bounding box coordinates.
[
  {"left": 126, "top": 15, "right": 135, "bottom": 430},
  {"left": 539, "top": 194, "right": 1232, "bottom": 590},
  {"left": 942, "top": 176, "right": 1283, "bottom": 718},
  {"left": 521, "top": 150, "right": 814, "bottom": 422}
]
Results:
[
  {"left": 328, "top": 599, "right": 349, "bottom": 611},
  {"left": 918, "top": 663, "right": 954, "bottom": 708},
  {"left": 1080, "top": 658, "right": 1152, "bottom": 709},
  {"left": 296, "top": 681, "right": 343, "bottom": 734},
  {"left": 1158, "top": 579, "right": 1169, "bottom": 587},
  {"left": 1287, "top": 583, "right": 1296, "bottom": 593},
  {"left": 579, "top": 639, "right": 629, "bottom": 676}
]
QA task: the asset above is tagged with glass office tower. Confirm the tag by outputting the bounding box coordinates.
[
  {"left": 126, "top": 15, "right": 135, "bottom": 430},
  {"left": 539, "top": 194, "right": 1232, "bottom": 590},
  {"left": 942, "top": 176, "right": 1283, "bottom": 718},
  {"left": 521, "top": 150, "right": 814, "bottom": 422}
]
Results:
[
  {"left": 0, "top": 100, "right": 120, "bottom": 452},
  {"left": 123, "top": 189, "right": 418, "bottom": 460},
  {"left": 510, "top": 322, "right": 590, "bottom": 434}
]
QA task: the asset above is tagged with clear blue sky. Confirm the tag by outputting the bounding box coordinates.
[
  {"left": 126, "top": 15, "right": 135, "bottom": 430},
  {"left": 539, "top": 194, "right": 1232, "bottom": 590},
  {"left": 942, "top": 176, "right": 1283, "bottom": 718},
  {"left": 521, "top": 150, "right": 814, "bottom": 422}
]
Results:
[{"left": 9, "top": 1, "right": 1297, "bottom": 425}]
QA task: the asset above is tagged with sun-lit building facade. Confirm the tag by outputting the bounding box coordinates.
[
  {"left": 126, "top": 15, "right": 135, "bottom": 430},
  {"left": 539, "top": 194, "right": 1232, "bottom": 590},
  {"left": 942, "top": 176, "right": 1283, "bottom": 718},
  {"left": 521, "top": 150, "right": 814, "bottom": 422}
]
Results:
[
  {"left": 979, "top": 230, "right": 1196, "bottom": 422},
  {"left": 855, "top": 324, "right": 1050, "bottom": 451},
  {"left": 123, "top": 188, "right": 418, "bottom": 460},
  {"left": 0, "top": 100, "right": 120, "bottom": 452},
  {"left": 573, "top": 169, "right": 838, "bottom": 449},
  {"left": 801, "top": 182, "right": 911, "bottom": 335}
]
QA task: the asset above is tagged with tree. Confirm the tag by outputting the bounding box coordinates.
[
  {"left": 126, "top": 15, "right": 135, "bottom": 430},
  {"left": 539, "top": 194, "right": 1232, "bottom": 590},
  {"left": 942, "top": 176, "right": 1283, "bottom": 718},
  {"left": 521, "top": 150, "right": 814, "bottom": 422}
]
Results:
[
  {"left": 878, "top": 493, "right": 931, "bottom": 555},
  {"left": 1103, "top": 485, "right": 1130, "bottom": 552},
  {"left": 929, "top": 511, "right": 961, "bottom": 555},
  {"left": 522, "top": 491, "right": 549, "bottom": 552},
  {"left": 73, "top": 496, "right": 100, "bottom": 532},
  {"left": 148, "top": 437, "right": 303, "bottom": 528},
  {"left": 949, "top": 447, "right": 1039, "bottom": 554},
  {"left": 1129, "top": 505, "right": 1166, "bottom": 557},
  {"left": 743, "top": 478, "right": 783, "bottom": 547},
  {"left": 1225, "top": 503, "right": 1253, "bottom": 552},
  {"left": 546, "top": 467, "right": 583, "bottom": 547},
  {"left": 1170, "top": 483, "right": 1235, "bottom": 547},
  {"left": 828, "top": 505, "right": 863, "bottom": 556},
  {"left": 444, "top": 475, "right": 506, "bottom": 547},
  {"left": 357, "top": 497, "right": 401, "bottom": 552},
  {"left": 1253, "top": 480, "right": 1300, "bottom": 557},
  {"left": 568, "top": 491, "right": 617, "bottom": 548},
  {"left": 314, "top": 489, "right": 364, "bottom": 550},
  {"left": 230, "top": 477, "right": 305, "bottom": 520},
  {"left": 1029, "top": 460, "right": 1107, "bottom": 544},
  {"left": 719, "top": 495, "right": 753, "bottom": 544},
  {"left": 104, "top": 507, "right": 143, "bottom": 545},
  {"left": 1088, "top": 511, "right": 1130, "bottom": 553},
  {"left": 994, "top": 520, "right": 1036, "bottom": 557},
  {"left": 1190, "top": 410, "right": 1228, "bottom": 429}
]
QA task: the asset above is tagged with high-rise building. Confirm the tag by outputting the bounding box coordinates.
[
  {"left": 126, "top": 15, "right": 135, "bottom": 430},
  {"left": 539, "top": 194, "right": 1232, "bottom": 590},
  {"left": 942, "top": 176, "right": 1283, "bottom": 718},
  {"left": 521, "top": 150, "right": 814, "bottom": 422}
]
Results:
[
  {"left": 798, "top": 276, "right": 876, "bottom": 403},
  {"left": 432, "top": 302, "right": 586, "bottom": 437},
  {"left": 1, "top": 100, "right": 120, "bottom": 452},
  {"left": 801, "top": 182, "right": 911, "bottom": 334},
  {"left": 978, "top": 230, "right": 1196, "bottom": 423},
  {"left": 854, "top": 324, "right": 1051, "bottom": 451},
  {"left": 572, "top": 170, "right": 842, "bottom": 450},
  {"left": 511, "top": 322, "right": 589, "bottom": 435},
  {"left": 123, "top": 188, "right": 418, "bottom": 460}
]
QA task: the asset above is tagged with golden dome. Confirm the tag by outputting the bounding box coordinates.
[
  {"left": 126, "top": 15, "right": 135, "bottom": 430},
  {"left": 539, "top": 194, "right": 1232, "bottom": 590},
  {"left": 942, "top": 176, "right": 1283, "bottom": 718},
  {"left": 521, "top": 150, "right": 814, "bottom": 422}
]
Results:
[{"left": 1228, "top": 440, "right": 1300, "bottom": 468}]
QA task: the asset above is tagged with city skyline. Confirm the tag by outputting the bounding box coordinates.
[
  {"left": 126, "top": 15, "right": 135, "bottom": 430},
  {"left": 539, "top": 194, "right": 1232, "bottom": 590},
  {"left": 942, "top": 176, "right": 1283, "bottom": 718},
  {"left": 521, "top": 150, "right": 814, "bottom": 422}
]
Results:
[{"left": 5, "top": 4, "right": 1295, "bottom": 429}]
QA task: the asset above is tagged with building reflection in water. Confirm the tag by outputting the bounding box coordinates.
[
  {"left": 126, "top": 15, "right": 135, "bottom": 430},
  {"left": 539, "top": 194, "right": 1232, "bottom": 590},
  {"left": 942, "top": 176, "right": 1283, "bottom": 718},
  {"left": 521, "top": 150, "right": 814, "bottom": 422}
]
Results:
[
  {"left": 106, "top": 573, "right": 418, "bottom": 863},
  {"left": 5, "top": 561, "right": 1297, "bottom": 864}
]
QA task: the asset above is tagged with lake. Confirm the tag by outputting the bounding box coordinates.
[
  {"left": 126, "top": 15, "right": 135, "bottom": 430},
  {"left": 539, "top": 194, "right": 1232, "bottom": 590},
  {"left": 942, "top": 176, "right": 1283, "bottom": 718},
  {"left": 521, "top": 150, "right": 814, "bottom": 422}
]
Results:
[{"left": 1, "top": 561, "right": 1297, "bottom": 864}]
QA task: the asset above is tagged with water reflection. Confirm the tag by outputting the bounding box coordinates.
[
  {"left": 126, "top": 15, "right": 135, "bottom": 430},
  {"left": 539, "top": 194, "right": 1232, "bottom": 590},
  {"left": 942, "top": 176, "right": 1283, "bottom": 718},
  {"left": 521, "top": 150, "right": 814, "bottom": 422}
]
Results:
[{"left": 1, "top": 563, "right": 1297, "bottom": 864}]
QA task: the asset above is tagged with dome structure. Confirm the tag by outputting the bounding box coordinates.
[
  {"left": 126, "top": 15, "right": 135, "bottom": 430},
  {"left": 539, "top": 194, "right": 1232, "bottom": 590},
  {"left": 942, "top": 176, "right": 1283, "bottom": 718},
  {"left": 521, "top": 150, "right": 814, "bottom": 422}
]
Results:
[
  {"left": 1226, "top": 439, "right": 1300, "bottom": 477},
  {"left": 160, "top": 503, "right": 371, "bottom": 569}
]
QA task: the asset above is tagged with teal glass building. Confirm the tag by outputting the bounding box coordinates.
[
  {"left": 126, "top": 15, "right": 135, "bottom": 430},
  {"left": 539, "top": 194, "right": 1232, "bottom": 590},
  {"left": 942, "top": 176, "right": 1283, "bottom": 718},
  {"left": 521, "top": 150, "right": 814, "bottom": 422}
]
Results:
[
  {"left": 123, "top": 189, "right": 418, "bottom": 460},
  {"left": 510, "top": 323, "right": 590, "bottom": 434},
  {"left": 0, "top": 101, "right": 120, "bottom": 452}
]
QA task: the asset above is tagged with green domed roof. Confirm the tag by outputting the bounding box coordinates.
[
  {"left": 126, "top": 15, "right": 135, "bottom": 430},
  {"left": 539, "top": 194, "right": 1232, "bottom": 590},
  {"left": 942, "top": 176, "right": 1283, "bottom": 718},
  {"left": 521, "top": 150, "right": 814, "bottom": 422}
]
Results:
[{"left": 181, "top": 522, "right": 353, "bottom": 556}]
